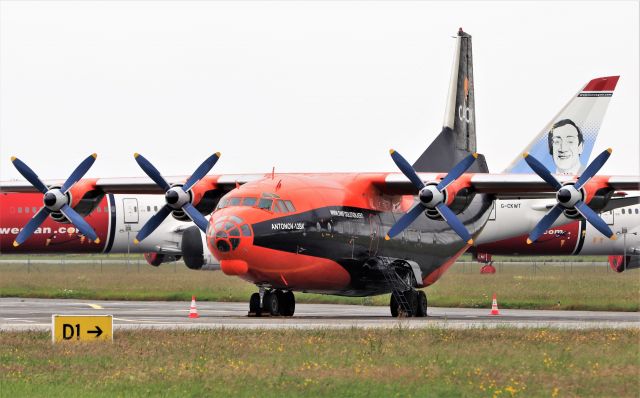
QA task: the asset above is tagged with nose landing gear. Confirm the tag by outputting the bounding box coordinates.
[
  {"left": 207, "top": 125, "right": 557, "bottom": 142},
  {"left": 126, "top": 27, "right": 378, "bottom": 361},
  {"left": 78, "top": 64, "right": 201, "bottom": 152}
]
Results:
[{"left": 249, "top": 289, "right": 295, "bottom": 317}]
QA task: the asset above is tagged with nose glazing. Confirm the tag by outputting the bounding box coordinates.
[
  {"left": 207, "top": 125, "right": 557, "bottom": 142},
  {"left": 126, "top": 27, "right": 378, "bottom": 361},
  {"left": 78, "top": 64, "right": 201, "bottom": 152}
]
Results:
[{"left": 207, "top": 214, "right": 252, "bottom": 256}]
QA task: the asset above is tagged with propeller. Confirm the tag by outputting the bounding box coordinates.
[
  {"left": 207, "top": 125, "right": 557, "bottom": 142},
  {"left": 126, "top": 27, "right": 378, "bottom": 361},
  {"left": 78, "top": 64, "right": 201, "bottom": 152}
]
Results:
[
  {"left": 385, "top": 150, "right": 478, "bottom": 244},
  {"left": 523, "top": 148, "right": 616, "bottom": 244},
  {"left": 10, "top": 154, "right": 100, "bottom": 246},
  {"left": 133, "top": 152, "right": 221, "bottom": 243}
]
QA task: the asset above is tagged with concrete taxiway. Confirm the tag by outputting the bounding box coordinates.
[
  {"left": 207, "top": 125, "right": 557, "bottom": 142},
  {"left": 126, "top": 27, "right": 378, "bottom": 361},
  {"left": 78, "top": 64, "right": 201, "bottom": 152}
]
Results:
[{"left": 1, "top": 298, "right": 638, "bottom": 331}]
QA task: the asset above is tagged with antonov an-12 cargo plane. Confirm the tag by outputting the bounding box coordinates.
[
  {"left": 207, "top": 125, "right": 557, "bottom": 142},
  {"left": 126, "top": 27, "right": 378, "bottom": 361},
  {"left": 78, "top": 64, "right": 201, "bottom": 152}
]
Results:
[{"left": 2, "top": 29, "right": 638, "bottom": 317}]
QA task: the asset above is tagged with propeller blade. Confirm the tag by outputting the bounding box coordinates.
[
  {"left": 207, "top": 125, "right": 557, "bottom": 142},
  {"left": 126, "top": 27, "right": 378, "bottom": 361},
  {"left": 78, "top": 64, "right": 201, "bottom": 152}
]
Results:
[
  {"left": 182, "top": 203, "right": 210, "bottom": 233},
  {"left": 390, "top": 149, "right": 425, "bottom": 191},
  {"left": 134, "top": 153, "right": 171, "bottom": 192},
  {"left": 183, "top": 152, "right": 221, "bottom": 191},
  {"left": 436, "top": 153, "right": 478, "bottom": 191},
  {"left": 435, "top": 203, "right": 473, "bottom": 244},
  {"left": 527, "top": 204, "right": 564, "bottom": 244},
  {"left": 523, "top": 153, "right": 562, "bottom": 191},
  {"left": 135, "top": 204, "right": 172, "bottom": 243},
  {"left": 574, "top": 200, "right": 615, "bottom": 239},
  {"left": 575, "top": 148, "right": 612, "bottom": 190},
  {"left": 11, "top": 157, "right": 48, "bottom": 194},
  {"left": 385, "top": 203, "right": 426, "bottom": 240},
  {"left": 13, "top": 207, "right": 51, "bottom": 246},
  {"left": 61, "top": 153, "right": 98, "bottom": 193},
  {"left": 59, "top": 204, "right": 99, "bottom": 242}
]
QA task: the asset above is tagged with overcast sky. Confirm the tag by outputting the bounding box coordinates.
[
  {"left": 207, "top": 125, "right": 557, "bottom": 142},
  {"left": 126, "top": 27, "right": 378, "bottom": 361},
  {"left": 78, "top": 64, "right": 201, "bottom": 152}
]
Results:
[{"left": 1, "top": 1, "right": 638, "bottom": 182}]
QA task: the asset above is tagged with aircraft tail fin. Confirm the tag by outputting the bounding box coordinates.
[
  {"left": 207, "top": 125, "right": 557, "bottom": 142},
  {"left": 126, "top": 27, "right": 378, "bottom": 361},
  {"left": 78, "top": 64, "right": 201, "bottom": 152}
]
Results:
[
  {"left": 412, "top": 28, "right": 489, "bottom": 173},
  {"left": 504, "top": 76, "right": 620, "bottom": 174}
]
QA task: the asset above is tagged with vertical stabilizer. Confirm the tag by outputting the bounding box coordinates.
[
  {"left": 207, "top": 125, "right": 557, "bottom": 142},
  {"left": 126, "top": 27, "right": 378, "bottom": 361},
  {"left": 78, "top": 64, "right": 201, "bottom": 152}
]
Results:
[
  {"left": 413, "top": 29, "right": 488, "bottom": 173},
  {"left": 504, "top": 76, "right": 619, "bottom": 174}
]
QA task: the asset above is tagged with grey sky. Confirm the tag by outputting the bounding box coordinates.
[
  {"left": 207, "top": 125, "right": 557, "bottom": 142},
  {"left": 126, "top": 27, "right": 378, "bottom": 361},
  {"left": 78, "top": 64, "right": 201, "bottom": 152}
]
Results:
[{"left": 1, "top": 1, "right": 638, "bottom": 181}]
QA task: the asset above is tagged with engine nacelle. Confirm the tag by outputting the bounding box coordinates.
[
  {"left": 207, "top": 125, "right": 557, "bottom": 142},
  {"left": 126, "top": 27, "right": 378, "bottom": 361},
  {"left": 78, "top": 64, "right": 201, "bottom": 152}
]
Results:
[
  {"left": 144, "top": 252, "right": 181, "bottom": 267},
  {"left": 608, "top": 255, "right": 640, "bottom": 273},
  {"left": 181, "top": 225, "right": 219, "bottom": 270}
]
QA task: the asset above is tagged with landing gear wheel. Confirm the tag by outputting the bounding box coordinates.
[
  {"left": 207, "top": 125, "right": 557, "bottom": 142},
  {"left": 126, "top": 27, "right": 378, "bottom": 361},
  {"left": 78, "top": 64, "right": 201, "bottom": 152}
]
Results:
[
  {"left": 390, "top": 294, "right": 399, "bottom": 318},
  {"left": 263, "top": 291, "right": 279, "bottom": 316},
  {"left": 249, "top": 293, "right": 261, "bottom": 316},
  {"left": 281, "top": 291, "right": 295, "bottom": 317},
  {"left": 416, "top": 290, "right": 427, "bottom": 317},
  {"left": 402, "top": 290, "right": 418, "bottom": 317}
]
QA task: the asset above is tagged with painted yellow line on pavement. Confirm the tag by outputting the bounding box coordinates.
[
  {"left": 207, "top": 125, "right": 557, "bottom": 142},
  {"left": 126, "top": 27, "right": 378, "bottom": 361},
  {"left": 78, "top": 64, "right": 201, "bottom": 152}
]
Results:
[{"left": 87, "top": 304, "right": 104, "bottom": 309}]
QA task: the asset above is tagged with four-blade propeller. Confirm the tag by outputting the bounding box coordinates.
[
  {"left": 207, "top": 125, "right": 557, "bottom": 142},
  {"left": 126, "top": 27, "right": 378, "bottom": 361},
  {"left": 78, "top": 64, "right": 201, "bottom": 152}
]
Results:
[
  {"left": 10, "top": 154, "right": 100, "bottom": 246},
  {"left": 385, "top": 149, "right": 478, "bottom": 245},
  {"left": 523, "top": 148, "right": 616, "bottom": 244},
  {"left": 133, "top": 152, "right": 221, "bottom": 243}
]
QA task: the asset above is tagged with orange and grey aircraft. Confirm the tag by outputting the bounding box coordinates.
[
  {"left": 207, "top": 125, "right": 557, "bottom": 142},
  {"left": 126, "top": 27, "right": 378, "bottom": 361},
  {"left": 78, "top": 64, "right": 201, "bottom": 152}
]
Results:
[{"left": 2, "top": 29, "right": 638, "bottom": 317}]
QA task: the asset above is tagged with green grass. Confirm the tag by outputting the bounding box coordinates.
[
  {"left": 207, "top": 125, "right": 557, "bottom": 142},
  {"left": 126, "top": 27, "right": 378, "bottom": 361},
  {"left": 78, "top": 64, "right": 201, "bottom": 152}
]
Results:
[
  {"left": 1, "top": 328, "right": 638, "bottom": 397},
  {"left": 0, "top": 255, "right": 638, "bottom": 311}
]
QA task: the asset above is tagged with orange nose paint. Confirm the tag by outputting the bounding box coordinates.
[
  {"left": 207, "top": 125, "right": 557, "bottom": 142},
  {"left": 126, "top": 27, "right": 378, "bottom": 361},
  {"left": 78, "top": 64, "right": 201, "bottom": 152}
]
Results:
[{"left": 220, "top": 259, "right": 249, "bottom": 275}]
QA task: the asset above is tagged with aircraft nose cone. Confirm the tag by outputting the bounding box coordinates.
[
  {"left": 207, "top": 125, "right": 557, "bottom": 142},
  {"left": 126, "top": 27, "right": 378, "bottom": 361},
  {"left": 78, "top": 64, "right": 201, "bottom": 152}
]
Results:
[
  {"left": 166, "top": 190, "right": 179, "bottom": 205},
  {"left": 43, "top": 192, "right": 57, "bottom": 207},
  {"left": 557, "top": 189, "right": 572, "bottom": 204}
]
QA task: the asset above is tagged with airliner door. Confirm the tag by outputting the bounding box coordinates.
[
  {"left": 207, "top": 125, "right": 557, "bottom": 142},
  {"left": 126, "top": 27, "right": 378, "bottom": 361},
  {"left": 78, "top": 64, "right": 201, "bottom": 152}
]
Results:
[
  {"left": 601, "top": 209, "right": 614, "bottom": 225},
  {"left": 488, "top": 201, "right": 496, "bottom": 221},
  {"left": 123, "top": 198, "right": 139, "bottom": 224}
]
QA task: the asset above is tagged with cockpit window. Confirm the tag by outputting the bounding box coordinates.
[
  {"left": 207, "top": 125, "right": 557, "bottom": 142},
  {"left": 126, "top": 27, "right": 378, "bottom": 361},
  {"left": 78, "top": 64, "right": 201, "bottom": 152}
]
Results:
[
  {"left": 258, "top": 198, "right": 273, "bottom": 211},
  {"left": 216, "top": 198, "right": 229, "bottom": 209},
  {"left": 215, "top": 194, "right": 295, "bottom": 213},
  {"left": 284, "top": 200, "right": 296, "bottom": 212},
  {"left": 241, "top": 197, "right": 257, "bottom": 206},
  {"left": 274, "top": 200, "right": 288, "bottom": 213}
]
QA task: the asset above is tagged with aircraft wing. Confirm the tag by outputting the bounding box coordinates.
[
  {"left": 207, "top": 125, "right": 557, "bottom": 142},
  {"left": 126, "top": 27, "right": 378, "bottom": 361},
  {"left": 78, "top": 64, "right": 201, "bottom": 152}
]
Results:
[
  {"left": 0, "top": 174, "right": 268, "bottom": 194},
  {"left": 381, "top": 173, "right": 640, "bottom": 199},
  {"left": 2, "top": 172, "right": 638, "bottom": 198}
]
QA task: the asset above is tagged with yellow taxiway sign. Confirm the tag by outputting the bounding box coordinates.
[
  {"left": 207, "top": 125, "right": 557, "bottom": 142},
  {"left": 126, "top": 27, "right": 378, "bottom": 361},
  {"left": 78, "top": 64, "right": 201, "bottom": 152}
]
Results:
[{"left": 51, "top": 315, "right": 113, "bottom": 343}]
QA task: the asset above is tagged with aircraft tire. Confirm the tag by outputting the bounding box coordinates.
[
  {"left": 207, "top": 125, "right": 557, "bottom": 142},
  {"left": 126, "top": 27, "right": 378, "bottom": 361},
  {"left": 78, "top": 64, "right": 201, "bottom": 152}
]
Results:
[
  {"left": 281, "top": 291, "right": 295, "bottom": 317},
  {"left": 249, "top": 293, "right": 261, "bottom": 315},
  {"left": 264, "top": 291, "right": 280, "bottom": 316},
  {"left": 403, "top": 290, "right": 418, "bottom": 317},
  {"left": 416, "top": 290, "right": 427, "bottom": 317},
  {"left": 390, "top": 294, "right": 399, "bottom": 317}
]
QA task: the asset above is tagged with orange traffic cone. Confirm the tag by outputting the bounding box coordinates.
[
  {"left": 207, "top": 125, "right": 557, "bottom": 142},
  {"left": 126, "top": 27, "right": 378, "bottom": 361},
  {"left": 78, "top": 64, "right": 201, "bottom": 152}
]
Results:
[
  {"left": 490, "top": 293, "right": 500, "bottom": 315},
  {"left": 189, "top": 296, "right": 199, "bottom": 319}
]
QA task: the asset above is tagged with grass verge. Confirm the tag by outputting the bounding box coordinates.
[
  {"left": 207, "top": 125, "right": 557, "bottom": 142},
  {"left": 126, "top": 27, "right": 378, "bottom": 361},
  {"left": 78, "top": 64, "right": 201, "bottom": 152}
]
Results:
[
  {"left": 1, "top": 328, "right": 638, "bottom": 397},
  {"left": 0, "top": 256, "right": 638, "bottom": 311}
]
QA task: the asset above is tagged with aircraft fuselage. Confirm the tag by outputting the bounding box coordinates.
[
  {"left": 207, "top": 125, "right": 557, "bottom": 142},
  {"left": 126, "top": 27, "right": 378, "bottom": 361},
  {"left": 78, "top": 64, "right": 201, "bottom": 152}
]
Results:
[{"left": 207, "top": 174, "right": 493, "bottom": 296}]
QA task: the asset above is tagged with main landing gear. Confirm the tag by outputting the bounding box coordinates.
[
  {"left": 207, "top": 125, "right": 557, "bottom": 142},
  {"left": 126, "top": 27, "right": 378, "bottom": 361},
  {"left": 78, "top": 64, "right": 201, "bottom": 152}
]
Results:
[
  {"left": 249, "top": 288, "right": 295, "bottom": 317},
  {"left": 390, "top": 289, "right": 427, "bottom": 317}
]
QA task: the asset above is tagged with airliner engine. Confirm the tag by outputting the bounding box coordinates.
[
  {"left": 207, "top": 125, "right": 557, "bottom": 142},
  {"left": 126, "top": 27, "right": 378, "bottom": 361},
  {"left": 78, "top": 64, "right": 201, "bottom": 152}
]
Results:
[
  {"left": 608, "top": 254, "right": 640, "bottom": 272},
  {"left": 180, "top": 225, "right": 219, "bottom": 270}
]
